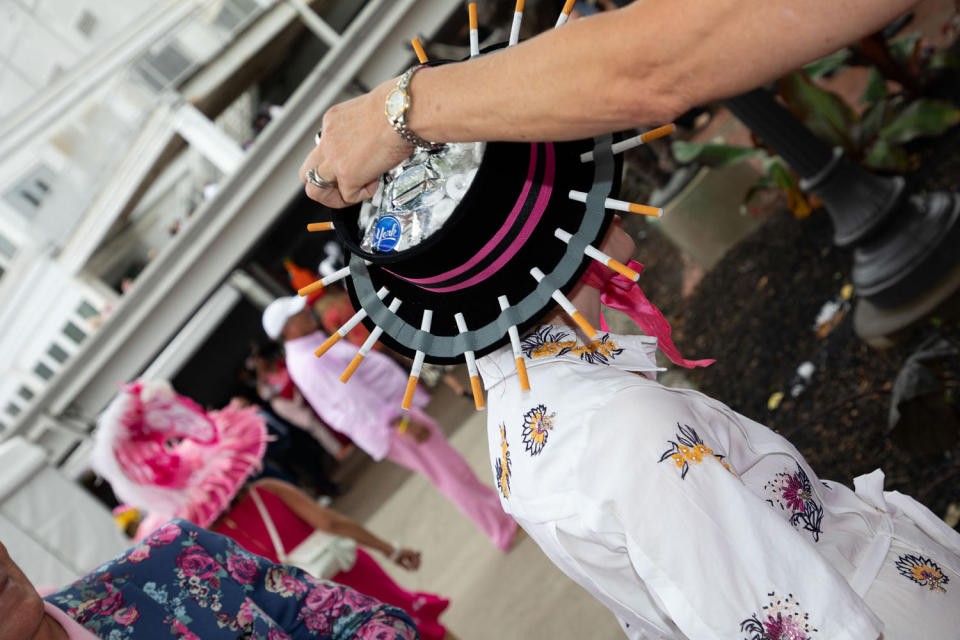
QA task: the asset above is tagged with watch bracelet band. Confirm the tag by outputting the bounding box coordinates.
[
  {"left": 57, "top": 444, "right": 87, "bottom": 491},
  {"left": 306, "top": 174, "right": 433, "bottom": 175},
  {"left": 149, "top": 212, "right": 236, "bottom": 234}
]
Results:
[{"left": 391, "top": 65, "right": 444, "bottom": 151}]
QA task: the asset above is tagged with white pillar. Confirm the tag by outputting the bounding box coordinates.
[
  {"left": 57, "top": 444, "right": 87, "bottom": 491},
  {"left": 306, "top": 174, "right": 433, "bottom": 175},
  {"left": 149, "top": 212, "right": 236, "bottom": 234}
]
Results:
[
  {"left": 172, "top": 102, "right": 245, "bottom": 175},
  {"left": 284, "top": 0, "right": 342, "bottom": 47}
]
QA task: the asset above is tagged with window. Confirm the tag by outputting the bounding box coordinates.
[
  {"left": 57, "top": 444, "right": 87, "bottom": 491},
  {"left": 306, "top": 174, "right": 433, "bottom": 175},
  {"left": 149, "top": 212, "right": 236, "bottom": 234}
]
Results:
[
  {"left": 2, "top": 164, "right": 58, "bottom": 219},
  {"left": 48, "top": 343, "right": 69, "bottom": 363},
  {"left": 17, "top": 386, "right": 34, "bottom": 401},
  {"left": 76, "top": 300, "right": 99, "bottom": 319},
  {"left": 5, "top": 403, "right": 21, "bottom": 417},
  {"left": 63, "top": 321, "right": 86, "bottom": 344},
  {"left": 34, "top": 362, "right": 54, "bottom": 380}
]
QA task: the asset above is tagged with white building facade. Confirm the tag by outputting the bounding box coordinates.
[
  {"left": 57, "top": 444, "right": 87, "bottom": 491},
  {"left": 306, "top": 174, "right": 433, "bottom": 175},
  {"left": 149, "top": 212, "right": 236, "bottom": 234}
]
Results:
[{"left": 0, "top": 0, "right": 462, "bottom": 468}]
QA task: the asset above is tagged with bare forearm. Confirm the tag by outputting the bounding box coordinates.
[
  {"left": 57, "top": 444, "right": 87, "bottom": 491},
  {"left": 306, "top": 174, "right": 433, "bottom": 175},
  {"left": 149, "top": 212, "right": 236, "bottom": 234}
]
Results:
[
  {"left": 326, "top": 516, "right": 393, "bottom": 556},
  {"left": 301, "top": 0, "right": 918, "bottom": 205},
  {"left": 254, "top": 479, "right": 393, "bottom": 555},
  {"left": 407, "top": 0, "right": 919, "bottom": 143}
]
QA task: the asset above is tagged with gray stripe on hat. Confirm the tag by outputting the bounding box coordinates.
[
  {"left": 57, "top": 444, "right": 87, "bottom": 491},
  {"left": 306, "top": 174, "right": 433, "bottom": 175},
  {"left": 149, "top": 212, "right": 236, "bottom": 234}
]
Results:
[{"left": 351, "top": 135, "right": 615, "bottom": 358}]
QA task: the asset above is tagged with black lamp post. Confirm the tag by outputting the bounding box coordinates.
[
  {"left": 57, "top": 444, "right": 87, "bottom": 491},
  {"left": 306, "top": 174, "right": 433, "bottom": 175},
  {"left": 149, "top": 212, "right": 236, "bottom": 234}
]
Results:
[{"left": 722, "top": 88, "right": 960, "bottom": 344}]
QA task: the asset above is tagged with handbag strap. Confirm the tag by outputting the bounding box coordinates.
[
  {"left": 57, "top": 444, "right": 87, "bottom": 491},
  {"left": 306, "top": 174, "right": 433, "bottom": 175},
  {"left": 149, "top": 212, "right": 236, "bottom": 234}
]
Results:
[{"left": 249, "top": 487, "right": 289, "bottom": 563}]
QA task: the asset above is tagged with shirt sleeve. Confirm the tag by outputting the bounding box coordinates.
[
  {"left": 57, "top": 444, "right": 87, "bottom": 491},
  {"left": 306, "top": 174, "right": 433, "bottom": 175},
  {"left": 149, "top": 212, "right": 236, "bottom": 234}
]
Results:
[
  {"left": 193, "top": 522, "right": 420, "bottom": 639},
  {"left": 569, "top": 384, "right": 884, "bottom": 640}
]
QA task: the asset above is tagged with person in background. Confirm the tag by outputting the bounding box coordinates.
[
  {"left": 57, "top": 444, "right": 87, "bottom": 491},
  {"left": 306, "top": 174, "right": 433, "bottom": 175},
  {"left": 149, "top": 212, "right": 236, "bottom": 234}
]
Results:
[
  {"left": 2, "top": 519, "right": 419, "bottom": 640},
  {"left": 249, "top": 345, "right": 351, "bottom": 459},
  {"left": 262, "top": 296, "right": 517, "bottom": 552},
  {"left": 89, "top": 380, "right": 452, "bottom": 639}
]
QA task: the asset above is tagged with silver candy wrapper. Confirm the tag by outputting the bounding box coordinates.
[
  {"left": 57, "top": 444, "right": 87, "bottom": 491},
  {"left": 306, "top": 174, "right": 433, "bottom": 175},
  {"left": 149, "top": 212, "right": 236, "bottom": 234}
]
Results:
[{"left": 360, "top": 142, "right": 485, "bottom": 253}]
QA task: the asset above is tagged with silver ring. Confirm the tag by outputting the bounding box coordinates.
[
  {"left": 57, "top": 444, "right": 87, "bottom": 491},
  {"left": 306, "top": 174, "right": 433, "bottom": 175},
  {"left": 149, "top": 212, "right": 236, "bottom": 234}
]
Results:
[
  {"left": 305, "top": 167, "right": 337, "bottom": 189},
  {"left": 314, "top": 129, "right": 322, "bottom": 145}
]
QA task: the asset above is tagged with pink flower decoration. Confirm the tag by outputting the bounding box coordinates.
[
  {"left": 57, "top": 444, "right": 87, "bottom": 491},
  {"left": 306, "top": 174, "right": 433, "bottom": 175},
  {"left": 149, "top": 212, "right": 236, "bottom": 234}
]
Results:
[
  {"left": 98, "top": 584, "right": 125, "bottom": 616},
  {"left": 113, "top": 605, "right": 140, "bottom": 626},
  {"left": 144, "top": 522, "right": 182, "bottom": 547},
  {"left": 268, "top": 630, "right": 291, "bottom": 640},
  {"left": 227, "top": 555, "right": 259, "bottom": 584},
  {"left": 125, "top": 545, "right": 151, "bottom": 564},
  {"left": 236, "top": 599, "right": 256, "bottom": 627},
  {"left": 304, "top": 586, "right": 337, "bottom": 612},
  {"left": 175, "top": 546, "right": 218, "bottom": 580},
  {"left": 171, "top": 619, "right": 202, "bottom": 640},
  {"left": 781, "top": 474, "right": 807, "bottom": 513},
  {"left": 763, "top": 612, "right": 808, "bottom": 640}
]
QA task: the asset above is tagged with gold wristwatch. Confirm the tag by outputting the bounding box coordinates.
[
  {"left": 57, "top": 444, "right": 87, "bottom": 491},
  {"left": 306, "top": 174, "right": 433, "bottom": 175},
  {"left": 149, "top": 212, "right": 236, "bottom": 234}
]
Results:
[{"left": 385, "top": 65, "right": 444, "bottom": 151}]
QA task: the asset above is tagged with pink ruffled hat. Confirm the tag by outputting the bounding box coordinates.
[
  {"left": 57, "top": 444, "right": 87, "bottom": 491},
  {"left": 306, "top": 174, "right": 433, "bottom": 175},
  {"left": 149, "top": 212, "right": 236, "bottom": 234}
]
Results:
[{"left": 91, "top": 380, "right": 268, "bottom": 536}]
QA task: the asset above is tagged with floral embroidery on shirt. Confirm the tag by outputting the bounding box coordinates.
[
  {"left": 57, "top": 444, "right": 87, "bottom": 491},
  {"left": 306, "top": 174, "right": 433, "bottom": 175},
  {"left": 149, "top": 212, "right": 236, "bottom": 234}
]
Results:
[
  {"left": 657, "top": 423, "right": 733, "bottom": 479},
  {"left": 520, "top": 326, "right": 623, "bottom": 365},
  {"left": 494, "top": 423, "right": 512, "bottom": 499},
  {"left": 895, "top": 554, "right": 949, "bottom": 593},
  {"left": 522, "top": 327, "right": 576, "bottom": 358},
  {"left": 740, "top": 591, "right": 818, "bottom": 640},
  {"left": 764, "top": 465, "right": 824, "bottom": 542},
  {"left": 521, "top": 404, "right": 556, "bottom": 456}
]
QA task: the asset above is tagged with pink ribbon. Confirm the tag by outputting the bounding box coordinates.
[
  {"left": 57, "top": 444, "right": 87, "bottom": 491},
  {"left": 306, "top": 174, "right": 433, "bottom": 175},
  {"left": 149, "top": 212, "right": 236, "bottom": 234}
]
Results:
[{"left": 580, "top": 260, "right": 714, "bottom": 369}]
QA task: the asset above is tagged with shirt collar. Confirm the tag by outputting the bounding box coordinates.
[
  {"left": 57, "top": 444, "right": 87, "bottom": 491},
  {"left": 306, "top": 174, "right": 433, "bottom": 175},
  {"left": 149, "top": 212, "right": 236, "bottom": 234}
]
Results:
[{"left": 477, "top": 324, "right": 663, "bottom": 390}]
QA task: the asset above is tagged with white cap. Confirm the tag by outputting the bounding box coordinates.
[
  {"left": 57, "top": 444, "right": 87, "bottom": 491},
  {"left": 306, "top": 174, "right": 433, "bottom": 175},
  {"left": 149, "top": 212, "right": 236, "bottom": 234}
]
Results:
[{"left": 262, "top": 296, "right": 307, "bottom": 340}]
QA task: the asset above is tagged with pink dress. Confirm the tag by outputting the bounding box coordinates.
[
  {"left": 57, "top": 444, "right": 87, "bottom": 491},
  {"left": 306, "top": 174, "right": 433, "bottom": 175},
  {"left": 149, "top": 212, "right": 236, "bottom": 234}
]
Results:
[{"left": 213, "top": 488, "right": 450, "bottom": 640}]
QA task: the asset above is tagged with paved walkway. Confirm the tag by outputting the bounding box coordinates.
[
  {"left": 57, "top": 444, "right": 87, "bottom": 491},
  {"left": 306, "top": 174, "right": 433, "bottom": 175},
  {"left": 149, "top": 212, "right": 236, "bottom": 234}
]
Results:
[{"left": 330, "top": 384, "right": 625, "bottom": 640}]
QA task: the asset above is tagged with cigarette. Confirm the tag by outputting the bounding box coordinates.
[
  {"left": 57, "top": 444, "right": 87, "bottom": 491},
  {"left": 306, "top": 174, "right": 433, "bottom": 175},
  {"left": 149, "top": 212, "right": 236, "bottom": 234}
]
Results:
[
  {"left": 402, "top": 376, "right": 418, "bottom": 410},
  {"left": 411, "top": 37, "right": 428, "bottom": 63},
  {"left": 499, "top": 295, "right": 530, "bottom": 392},
  {"left": 340, "top": 297, "right": 403, "bottom": 383},
  {"left": 298, "top": 265, "right": 352, "bottom": 297},
  {"left": 556, "top": 0, "right": 576, "bottom": 27},
  {"left": 307, "top": 221, "right": 334, "bottom": 232},
  {"left": 315, "top": 286, "right": 389, "bottom": 358},
  {"left": 581, "top": 123, "right": 677, "bottom": 162},
  {"left": 509, "top": 1, "right": 524, "bottom": 46},
  {"left": 468, "top": 4, "right": 479, "bottom": 57},
  {"left": 455, "top": 312, "right": 485, "bottom": 410},
  {"left": 554, "top": 228, "right": 640, "bottom": 282},
  {"left": 402, "top": 309, "right": 432, "bottom": 409},
  {"left": 568, "top": 190, "right": 663, "bottom": 218},
  {"left": 531, "top": 267, "right": 599, "bottom": 339}
]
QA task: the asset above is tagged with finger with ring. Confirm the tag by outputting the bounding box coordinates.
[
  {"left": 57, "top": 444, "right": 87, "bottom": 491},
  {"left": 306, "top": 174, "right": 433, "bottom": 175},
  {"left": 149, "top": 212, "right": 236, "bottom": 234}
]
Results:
[{"left": 305, "top": 168, "right": 337, "bottom": 189}]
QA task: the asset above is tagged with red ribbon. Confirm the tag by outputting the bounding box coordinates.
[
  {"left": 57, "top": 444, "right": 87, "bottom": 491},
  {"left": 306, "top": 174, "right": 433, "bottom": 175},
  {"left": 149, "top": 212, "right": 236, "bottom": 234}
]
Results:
[{"left": 580, "top": 260, "right": 714, "bottom": 369}]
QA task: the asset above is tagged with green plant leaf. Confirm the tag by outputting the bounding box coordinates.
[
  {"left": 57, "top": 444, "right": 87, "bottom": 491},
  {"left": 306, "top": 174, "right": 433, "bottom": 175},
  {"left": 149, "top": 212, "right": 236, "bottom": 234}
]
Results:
[
  {"left": 888, "top": 32, "right": 922, "bottom": 66},
  {"left": 764, "top": 157, "right": 799, "bottom": 192},
  {"left": 859, "top": 99, "right": 888, "bottom": 145},
  {"left": 777, "top": 72, "right": 857, "bottom": 153},
  {"left": 670, "top": 140, "right": 765, "bottom": 167},
  {"left": 803, "top": 49, "right": 852, "bottom": 79},
  {"left": 928, "top": 50, "right": 960, "bottom": 72},
  {"left": 878, "top": 98, "right": 960, "bottom": 144},
  {"left": 860, "top": 67, "right": 887, "bottom": 105},
  {"left": 863, "top": 138, "right": 909, "bottom": 171}
]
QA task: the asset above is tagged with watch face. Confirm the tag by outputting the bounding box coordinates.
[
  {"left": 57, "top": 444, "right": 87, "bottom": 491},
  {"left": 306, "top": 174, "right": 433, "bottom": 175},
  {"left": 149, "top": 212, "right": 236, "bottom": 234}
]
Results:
[{"left": 386, "top": 89, "right": 407, "bottom": 120}]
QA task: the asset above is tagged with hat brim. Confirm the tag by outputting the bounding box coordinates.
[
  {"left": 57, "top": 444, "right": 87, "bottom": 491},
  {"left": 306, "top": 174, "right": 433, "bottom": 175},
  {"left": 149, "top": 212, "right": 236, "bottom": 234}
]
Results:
[{"left": 336, "top": 134, "right": 620, "bottom": 364}]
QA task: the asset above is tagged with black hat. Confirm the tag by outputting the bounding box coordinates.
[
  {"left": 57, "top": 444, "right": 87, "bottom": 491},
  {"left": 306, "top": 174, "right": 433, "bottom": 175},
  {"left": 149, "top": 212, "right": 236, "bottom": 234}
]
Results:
[
  {"left": 300, "top": 6, "right": 670, "bottom": 410},
  {"left": 314, "top": 135, "right": 623, "bottom": 408}
]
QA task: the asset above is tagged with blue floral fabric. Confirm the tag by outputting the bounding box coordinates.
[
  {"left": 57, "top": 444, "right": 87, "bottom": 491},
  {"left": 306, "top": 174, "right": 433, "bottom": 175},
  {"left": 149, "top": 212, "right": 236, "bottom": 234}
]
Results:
[{"left": 44, "top": 519, "right": 418, "bottom": 640}]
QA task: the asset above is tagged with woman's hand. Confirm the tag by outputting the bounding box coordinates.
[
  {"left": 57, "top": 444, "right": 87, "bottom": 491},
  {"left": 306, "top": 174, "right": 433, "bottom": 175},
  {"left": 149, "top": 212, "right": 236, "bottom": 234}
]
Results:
[
  {"left": 392, "top": 547, "right": 422, "bottom": 571},
  {"left": 299, "top": 79, "right": 414, "bottom": 208}
]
